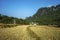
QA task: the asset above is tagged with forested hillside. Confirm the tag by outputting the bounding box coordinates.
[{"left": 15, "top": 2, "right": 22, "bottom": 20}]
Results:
[
  {"left": 0, "top": 14, "right": 28, "bottom": 25},
  {"left": 26, "top": 4, "right": 60, "bottom": 26}
]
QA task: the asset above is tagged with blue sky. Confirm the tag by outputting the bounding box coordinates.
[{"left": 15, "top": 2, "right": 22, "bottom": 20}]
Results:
[{"left": 0, "top": 0, "right": 60, "bottom": 19}]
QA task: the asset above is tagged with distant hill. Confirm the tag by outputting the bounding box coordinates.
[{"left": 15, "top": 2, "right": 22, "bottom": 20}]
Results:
[
  {"left": 0, "top": 14, "right": 28, "bottom": 25},
  {"left": 26, "top": 4, "right": 60, "bottom": 26}
]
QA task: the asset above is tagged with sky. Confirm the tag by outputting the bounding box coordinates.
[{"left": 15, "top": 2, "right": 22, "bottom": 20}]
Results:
[{"left": 0, "top": 0, "right": 60, "bottom": 19}]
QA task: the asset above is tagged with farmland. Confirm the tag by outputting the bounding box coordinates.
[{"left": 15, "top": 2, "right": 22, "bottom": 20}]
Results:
[{"left": 0, "top": 25, "right": 60, "bottom": 40}]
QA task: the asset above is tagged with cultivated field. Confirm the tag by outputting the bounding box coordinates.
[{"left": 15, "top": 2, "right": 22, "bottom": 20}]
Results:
[{"left": 0, "top": 25, "right": 60, "bottom": 40}]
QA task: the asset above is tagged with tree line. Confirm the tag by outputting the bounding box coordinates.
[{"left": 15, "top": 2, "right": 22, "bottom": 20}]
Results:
[{"left": 0, "top": 14, "right": 29, "bottom": 25}]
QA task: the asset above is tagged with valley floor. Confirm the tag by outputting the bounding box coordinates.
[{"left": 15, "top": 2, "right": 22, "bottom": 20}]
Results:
[{"left": 0, "top": 25, "right": 60, "bottom": 40}]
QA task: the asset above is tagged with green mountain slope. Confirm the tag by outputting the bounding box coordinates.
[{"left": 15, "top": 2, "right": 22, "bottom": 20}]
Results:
[{"left": 26, "top": 4, "right": 60, "bottom": 26}]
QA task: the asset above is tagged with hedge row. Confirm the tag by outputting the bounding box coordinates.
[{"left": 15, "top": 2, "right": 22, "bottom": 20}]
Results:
[{"left": 0, "top": 24, "right": 17, "bottom": 28}]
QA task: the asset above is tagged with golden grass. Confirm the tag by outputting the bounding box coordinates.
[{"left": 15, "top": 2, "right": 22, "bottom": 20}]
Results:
[{"left": 0, "top": 25, "right": 60, "bottom": 40}]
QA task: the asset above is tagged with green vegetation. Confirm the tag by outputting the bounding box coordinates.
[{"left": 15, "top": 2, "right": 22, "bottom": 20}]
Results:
[
  {"left": 26, "top": 4, "right": 60, "bottom": 26},
  {"left": 0, "top": 14, "right": 29, "bottom": 28},
  {"left": 0, "top": 24, "right": 17, "bottom": 28},
  {"left": 0, "top": 14, "right": 29, "bottom": 25}
]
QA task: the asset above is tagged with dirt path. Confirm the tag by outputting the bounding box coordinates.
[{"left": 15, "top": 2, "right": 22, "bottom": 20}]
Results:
[
  {"left": 26, "top": 26, "right": 40, "bottom": 40},
  {"left": 19, "top": 25, "right": 40, "bottom": 40}
]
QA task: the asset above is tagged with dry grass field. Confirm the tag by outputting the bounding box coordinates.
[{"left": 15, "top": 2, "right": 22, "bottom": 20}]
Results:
[{"left": 0, "top": 25, "right": 60, "bottom": 40}]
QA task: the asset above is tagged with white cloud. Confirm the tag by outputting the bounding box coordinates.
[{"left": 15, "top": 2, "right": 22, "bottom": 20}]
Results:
[{"left": 47, "top": 5, "right": 52, "bottom": 7}]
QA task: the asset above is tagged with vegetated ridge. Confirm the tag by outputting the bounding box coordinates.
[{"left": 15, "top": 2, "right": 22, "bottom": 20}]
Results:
[{"left": 26, "top": 4, "right": 60, "bottom": 26}]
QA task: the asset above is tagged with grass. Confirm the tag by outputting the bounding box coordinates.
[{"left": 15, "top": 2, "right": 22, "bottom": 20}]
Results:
[{"left": 0, "top": 25, "right": 60, "bottom": 40}]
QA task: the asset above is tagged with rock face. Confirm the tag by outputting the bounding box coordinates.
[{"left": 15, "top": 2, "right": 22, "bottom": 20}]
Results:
[{"left": 26, "top": 4, "right": 60, "bottom": 26}]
